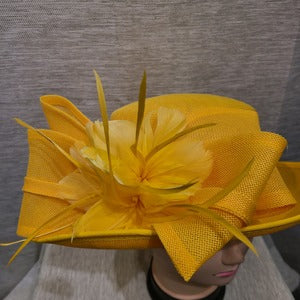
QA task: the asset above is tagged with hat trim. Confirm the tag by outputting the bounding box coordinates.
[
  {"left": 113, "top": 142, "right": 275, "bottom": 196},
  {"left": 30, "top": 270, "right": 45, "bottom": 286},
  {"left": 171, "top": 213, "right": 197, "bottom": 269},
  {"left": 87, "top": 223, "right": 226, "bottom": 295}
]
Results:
[
  {"left": 18, "top": 212, "right": 300, "bottom": 244},
  {"left": 241, "top": 214, "right": 300, "bottom": 233}
]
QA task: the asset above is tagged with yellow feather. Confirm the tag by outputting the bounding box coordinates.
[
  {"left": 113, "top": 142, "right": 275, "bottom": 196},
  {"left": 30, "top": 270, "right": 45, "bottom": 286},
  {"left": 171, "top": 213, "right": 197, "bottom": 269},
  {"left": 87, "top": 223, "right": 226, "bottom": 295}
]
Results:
[
  {"left": 15, "top": 118, "right": 80, "bottom": 168},
  {"left": 93, "top": 70, "right": 112, "bottom": 174},
  {"left": 167, "top": 203, "right": 257, "bottom": 255},
  {"left": 191, "top": 206, "right": 258, "bottom": 255},
  {"left": 7, "top": 194, "right": 96, "bottom": 265},
  {"left": 133, "top": 71, "right": 147, "bottom": 151},
  {"left": 145, "top": 123, "right": 216, "bottom": 161},
  {"left": 202, "top": 158, "right": 254, "bottom": 208}
]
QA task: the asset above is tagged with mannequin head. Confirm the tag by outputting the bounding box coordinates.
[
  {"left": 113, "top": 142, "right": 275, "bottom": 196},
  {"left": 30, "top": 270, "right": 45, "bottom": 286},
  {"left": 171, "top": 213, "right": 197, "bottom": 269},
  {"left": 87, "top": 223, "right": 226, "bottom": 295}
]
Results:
[
  {"left": 152, "top": 239, "right": 250, "bottom": 299},
  {"left": 190, "top": 238, "right": 249, "bottom": 286}
]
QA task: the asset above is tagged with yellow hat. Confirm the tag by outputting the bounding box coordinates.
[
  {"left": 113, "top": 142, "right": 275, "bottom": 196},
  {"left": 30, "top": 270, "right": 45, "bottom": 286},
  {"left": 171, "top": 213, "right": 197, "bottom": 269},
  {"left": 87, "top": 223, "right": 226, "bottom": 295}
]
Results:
[{"left": 8, "top": 72, "right": 300, "bottom": 281}]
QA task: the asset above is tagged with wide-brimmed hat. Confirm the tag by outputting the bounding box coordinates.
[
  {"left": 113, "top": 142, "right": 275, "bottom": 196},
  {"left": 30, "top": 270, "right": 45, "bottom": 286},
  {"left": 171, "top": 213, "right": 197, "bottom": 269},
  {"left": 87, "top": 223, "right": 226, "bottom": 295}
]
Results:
[{"left": 8, "top": 73, "right": 300, "bottom": 281}]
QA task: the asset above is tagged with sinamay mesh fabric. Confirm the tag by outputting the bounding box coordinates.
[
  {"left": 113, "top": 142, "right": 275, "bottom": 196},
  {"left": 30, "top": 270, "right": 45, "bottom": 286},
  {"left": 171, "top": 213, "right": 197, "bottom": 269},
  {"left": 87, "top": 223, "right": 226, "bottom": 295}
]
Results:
[{"left": 10, "top": 82, "right": 300, "bottom": 281}]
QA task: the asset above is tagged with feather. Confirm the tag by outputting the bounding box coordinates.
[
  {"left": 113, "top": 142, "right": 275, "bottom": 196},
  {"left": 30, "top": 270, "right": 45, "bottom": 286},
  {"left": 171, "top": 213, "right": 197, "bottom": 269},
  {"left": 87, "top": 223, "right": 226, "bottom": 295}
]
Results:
[
  {"left": 93, "top": 70, "right": 112, "bottom": 174},
  {"left": 145, "top": 123, "right": 216, "bottom": 161},
  {"left": 7, "top": 194, "right": 96, "bottom": 265},
  {"left": 202, "top": 158, "right": 254, "bottom": 208},
  {"left": 15, "top": 118, "right": 80, "bottom": 168},
  {"left": 188, "top": 206, "right": 257, "bottom": 255},
  {"left": 133, "top": 71, "right": 147, "bottom": 151}
]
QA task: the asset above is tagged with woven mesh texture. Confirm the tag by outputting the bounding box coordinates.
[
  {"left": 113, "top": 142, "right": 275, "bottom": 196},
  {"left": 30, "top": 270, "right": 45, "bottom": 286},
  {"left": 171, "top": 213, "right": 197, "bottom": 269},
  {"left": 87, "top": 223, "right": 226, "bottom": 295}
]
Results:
[
  {"left": 54, "top": 235, "right": 162, "bottom": 249},
  {"left": 26, "top": 130, "right": 77, "bottom": 180},
  {"left": 154, "top": 209, "right": 243, "bottom": 280}
]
